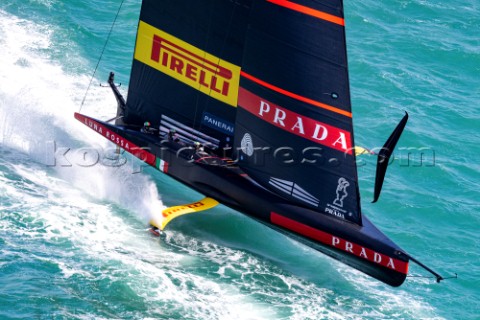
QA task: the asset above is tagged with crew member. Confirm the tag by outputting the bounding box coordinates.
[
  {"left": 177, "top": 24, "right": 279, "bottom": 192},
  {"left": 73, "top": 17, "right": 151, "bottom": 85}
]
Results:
[
  {"left": 189, "top": 141, "right": 201, "bottom": 159},
  {"left": 194, "top": 141, "right": 201, "bottom": 152},
  {"left": 141, "top": 121, "right": 151, "bottom": 133},
  {"left": 168, "top": 128, "right": 178, "bottom": 142},
  {"left": 141, "top": 121, "right": 157, "bottom": 134}
]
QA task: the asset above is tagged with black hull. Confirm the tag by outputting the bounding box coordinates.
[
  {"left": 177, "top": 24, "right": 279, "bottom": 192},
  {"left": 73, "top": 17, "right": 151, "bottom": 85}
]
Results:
[{"left": 75, "top": 112, "right": 409, "bottom": 286}]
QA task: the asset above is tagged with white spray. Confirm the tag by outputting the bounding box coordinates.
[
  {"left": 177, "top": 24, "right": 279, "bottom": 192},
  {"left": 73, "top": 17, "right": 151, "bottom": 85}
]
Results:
[{"left": 0, "top": 11, "right": 164, "bottom": 222}]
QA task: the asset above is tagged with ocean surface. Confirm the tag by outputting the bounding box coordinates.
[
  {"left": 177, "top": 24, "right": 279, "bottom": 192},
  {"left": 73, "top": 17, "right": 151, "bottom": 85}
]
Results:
[{"left": 0, "top": 0, "right": 479, "bottom": 319}]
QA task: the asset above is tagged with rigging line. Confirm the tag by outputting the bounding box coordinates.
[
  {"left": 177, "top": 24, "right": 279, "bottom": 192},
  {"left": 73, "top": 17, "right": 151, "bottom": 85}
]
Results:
[{"left": 79, "top": 0, "right": 126, "bottom": 112}]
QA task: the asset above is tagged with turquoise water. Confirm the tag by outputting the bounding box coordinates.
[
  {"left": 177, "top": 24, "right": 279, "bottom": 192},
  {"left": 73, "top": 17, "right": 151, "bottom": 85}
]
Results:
[{"left": 1, "top": 0, "right": 479, "bottom": 319}]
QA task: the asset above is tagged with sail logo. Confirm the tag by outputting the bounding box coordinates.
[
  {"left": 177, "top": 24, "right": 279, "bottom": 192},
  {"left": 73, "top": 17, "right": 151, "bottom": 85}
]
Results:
[
  {"left": 240, "top": 133, "right": 254, "bottom": 156},
  {"left": 325, "top": 177, "right": 351, "bottom": 219},
  {"left": 238, "top": 88, "right": 353, "bottom": 154},
  {"left": 134, "top": 21, "right": 241, "bottom": 107},
  {"left": 201, "top": 112, "right": 235, "bottom": 135},
  {"left": 333, "top": 178, "right": 350, "bottom": 207}
]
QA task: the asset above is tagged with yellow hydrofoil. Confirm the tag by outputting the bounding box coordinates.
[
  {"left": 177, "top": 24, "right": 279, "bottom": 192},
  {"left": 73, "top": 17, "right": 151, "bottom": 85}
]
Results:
[{"left": 150, "top": 197, "right": 219, "bottom": 231}]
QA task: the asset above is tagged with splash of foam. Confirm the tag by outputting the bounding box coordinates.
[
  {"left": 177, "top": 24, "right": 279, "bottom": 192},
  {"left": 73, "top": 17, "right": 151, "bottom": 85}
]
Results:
[{"left": 0, "top": 10, "right": 164, "bottom": 222}]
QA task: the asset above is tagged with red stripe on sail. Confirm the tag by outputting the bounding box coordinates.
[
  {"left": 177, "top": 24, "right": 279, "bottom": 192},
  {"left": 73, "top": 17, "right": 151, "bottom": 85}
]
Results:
[
  {"left": 241, "top": 71, "right": 352, "bottom": 118},
  {"left": 238, "top": 88, "right": 353, "bottom": 154},
  {"left": 270, "top": 212, "right": 409, "bottom": 274},
  {"left": 74, "top": 113, "right": 157, "bottom": 166},
  {"left": 267, "top": 0, "right": 345, "bottom": 26}
]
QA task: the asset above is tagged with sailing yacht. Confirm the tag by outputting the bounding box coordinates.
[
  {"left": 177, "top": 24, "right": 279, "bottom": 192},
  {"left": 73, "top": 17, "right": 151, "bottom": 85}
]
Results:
[{"left": 75, "top": 0, "right": 443, "bottom": 286}]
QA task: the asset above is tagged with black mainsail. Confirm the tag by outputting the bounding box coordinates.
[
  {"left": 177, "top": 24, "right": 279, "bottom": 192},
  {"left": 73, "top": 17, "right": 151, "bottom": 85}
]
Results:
[{"left": 74, "top": 0, "right": 445, "bottom": 287}]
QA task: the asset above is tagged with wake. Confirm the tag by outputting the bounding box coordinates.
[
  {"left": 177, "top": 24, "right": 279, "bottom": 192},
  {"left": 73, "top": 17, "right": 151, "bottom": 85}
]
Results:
[{"left": 0, "top": 10, "right": 164, "bottom": 222}]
